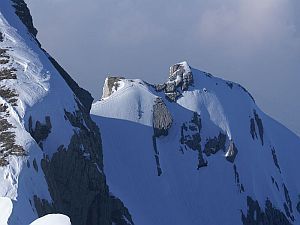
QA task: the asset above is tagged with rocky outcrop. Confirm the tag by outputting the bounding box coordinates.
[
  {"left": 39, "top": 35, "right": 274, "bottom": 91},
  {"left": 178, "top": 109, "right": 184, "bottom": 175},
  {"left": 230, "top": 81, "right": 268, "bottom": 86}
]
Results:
[
  {"left": 155, "top": 62, "right": 193, "bottom": 102},
  {"left": 242, "top": 196, "right": 292, "bottom": 225},
  {"left": 102, "top": 77, "right": 124, "bottom": 99},
  {"left": 152, "top": 98, "right": 172, "bottom": 137},
  {"left": 151, "top": 98, "right": 172, "bottom": 176}
]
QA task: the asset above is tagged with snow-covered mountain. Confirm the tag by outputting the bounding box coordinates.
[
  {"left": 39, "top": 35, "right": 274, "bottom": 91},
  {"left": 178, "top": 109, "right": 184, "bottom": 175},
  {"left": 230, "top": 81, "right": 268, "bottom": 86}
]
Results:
[
  {"left": 0, "top": 1, "right": 132, "bottom": 224},
  {"left": 1, "top": 0, "right": 300, "bottom": 224},
  {"left": 92, "top": 61, "right": 300, "bottom": 225}
]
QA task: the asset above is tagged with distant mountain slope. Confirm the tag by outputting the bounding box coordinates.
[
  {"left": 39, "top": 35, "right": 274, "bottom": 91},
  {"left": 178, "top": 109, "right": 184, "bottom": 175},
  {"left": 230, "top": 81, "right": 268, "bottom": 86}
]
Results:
[
  {"left": 0, "top": 1, "right": 132, "bottom": 224},
  {"left": 92, "top": 61, "right": 300, "bottom": 225}
]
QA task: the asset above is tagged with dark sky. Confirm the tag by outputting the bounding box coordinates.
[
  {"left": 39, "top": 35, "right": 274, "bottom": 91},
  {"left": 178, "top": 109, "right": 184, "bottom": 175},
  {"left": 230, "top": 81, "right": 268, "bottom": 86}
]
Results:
[{"left": 25, "top": 0, "right": 300, "bottom": 136}]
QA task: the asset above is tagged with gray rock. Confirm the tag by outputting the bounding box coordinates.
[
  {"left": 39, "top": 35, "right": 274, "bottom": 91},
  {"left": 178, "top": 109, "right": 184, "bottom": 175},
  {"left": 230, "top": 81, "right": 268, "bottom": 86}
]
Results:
[
  {"left": 165, "top": 82, "right": 177, "bottom": 93},
  {"left": 155, "top": 83, "right": 166, "bottom": 92},
  {"left": 102, "top": 77, "right": 124, "bottom": 99},
  {"left": 155, "top": 62, "right": 194, "bottom": 102},
  {"left": 165, "top": 92, "right": 180, "bottom": 102},
  {"left": 151, "top": 98, "right": 172, "bottom": 176},
  {"left": 152, "top": 98, "right": 173, "bottom": 137}
]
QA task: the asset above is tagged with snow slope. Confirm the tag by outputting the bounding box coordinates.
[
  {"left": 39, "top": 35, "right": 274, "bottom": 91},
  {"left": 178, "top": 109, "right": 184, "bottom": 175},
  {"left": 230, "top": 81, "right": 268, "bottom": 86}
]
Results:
[{"left": 92, "top": 62, "right": 300, "bottom": 225}]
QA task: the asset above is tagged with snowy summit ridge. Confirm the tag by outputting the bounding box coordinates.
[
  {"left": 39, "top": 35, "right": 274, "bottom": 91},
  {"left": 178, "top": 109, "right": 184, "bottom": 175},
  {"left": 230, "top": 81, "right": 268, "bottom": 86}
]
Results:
[{"left": 92, "top": 61, "right": 300, "bottom": 225}]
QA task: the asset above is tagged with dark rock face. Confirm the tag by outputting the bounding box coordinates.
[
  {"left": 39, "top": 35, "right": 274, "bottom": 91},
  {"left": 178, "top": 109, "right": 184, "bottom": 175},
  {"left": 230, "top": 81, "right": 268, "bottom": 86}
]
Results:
[
  {"left": 250, "top": 110, "right": 264, "bottom": 146},
  {"left": 28, "top": 116, "right": 52, "bottom": 148},
  {"left": 152, "top": 136, "right": 162, "bottom": 176},
  {"left": 203, "top": 132, "right": 227, "bottom": 156},
  {"left": 271, "top": 176, "right": 280, "bottom": 191},
  {"left": 233, "top": 164, "right": 245, "bottom": 193},
  {"left": 271, "top": 147, "right": 281, "bottom": 173},
  {"left": 283, "top": 184, "right": 294, "bottom": 221},
  {"left": 33, "top": 195, "right": 54, "bottom": 217},
  {"left": 36, "top": 103, "right": 133, "bottom": 225},
  {"left": 250, "top": 118, "right": 257, "bottom": 139},
  {"left": 242, "top": 196, "right": 292, "bottom": 225},
  {"left": 11, "top": 0, "right": 38, "bottom": 37},
  {"left": 180, "top": 112, "right": 207, "bottom": 169},
  {"left": 254, "top": 110, "right": 264, "bottom": 145},
  {"left": 155, "top": 62, "right": 193, "bottom": 102}
]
